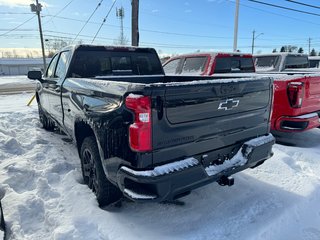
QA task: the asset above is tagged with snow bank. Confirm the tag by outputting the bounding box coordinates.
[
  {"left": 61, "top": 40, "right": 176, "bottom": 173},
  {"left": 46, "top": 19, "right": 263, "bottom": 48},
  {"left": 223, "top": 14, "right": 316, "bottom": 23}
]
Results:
[{"left": 0, "top": 92, "right": 320, "bottom": 240}]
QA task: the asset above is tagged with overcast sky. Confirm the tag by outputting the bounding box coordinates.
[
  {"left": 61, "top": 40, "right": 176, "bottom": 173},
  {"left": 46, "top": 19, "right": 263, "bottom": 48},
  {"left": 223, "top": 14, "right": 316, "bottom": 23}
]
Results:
[{"left": 0, "top": 0, "right": 320, "bottom": 55}]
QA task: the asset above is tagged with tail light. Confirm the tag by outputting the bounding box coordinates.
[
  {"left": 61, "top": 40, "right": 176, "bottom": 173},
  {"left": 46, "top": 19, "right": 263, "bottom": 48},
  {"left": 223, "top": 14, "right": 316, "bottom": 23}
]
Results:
[
  {"left": 269, "top": 83, "right": 275, "bottom": 126},
  {"left": 287, "top": 82, "right": 304, "bottom": 108},
  {"left": 125, "top": 94, "right": 152, "bottom": 152}
]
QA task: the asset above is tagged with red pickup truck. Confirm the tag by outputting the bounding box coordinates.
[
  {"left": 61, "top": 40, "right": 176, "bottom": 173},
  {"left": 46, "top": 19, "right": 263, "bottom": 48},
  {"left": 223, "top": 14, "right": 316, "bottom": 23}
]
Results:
[
  {"left": 163, "top": 52, "right": 320, "bottom": 132},
  {"left": 254, "top": 53, "right": 320, "bottom": 132}
]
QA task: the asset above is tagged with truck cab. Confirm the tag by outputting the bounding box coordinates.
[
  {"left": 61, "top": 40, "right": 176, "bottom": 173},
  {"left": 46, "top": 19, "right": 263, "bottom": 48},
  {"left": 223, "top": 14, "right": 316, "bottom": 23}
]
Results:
[
  {"left": 163, "top": 52, "right": 255, "bottom": 75},
  {"left": 253, "top": 53, "right": 309, "bottom": 72}
]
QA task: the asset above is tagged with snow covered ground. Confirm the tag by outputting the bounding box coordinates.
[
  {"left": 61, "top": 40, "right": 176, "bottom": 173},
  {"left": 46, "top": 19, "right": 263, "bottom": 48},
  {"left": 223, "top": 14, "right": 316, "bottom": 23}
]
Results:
[{"left": 0, "top": 91, "right": 320, "bottom": 239}]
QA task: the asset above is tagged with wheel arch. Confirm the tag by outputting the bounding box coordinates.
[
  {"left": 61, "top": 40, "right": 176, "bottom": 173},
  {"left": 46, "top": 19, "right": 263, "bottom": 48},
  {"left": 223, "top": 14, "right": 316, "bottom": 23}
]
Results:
[{"left": 74, "top": 120, "right": 96, "bottom": 155}]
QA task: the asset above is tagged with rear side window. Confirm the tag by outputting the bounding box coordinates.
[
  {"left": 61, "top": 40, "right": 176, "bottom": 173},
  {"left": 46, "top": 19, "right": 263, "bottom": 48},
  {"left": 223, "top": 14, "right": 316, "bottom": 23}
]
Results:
[
  {"left": 285, "top": 56, "right": 309, "bottom": 69},
  {"left": 214, "top": 57, "right": 254, "bottom": 73},
  {"left": 309, "top": 60, "right": 320, "bottom": 68},
  {"left": 163, "top": 58, "right": 180, "bottom": 74},
  {"left": 69, "top": 50, "right": 163, "bottom": 78},
  {"left": 181, "top": 57, "right": 207, "bottom": 74},
  {"left": 255, "top": 56, "right": 279, "bottom": 68}
]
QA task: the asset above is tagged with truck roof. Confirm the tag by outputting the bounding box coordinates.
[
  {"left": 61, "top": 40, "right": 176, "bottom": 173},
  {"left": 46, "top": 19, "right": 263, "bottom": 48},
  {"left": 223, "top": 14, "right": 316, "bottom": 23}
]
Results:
[
  {"left": 308, "top": 56, "right": 320, "bottom": 60},
  {"left": 62, "top": 44, "right": 158, "bottom": 54},
  {"left": 169, "top": 52, "right": 252, "bottom": 59},
  {"left": 254, "top": 52, "right": 308, "bottom": 58}
]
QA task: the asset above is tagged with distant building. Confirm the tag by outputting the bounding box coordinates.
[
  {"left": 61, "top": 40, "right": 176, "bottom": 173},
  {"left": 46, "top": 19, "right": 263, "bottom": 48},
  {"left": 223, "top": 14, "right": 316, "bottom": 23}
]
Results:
[{"left": 0, "top": 58, "right": 50, "bottom": 76}]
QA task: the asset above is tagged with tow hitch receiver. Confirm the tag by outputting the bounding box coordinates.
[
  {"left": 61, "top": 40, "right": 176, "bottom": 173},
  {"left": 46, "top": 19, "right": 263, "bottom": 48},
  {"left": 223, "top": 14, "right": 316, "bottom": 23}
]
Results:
[{"left": 218, "top": 176, "right": 234, "bottom": 187}]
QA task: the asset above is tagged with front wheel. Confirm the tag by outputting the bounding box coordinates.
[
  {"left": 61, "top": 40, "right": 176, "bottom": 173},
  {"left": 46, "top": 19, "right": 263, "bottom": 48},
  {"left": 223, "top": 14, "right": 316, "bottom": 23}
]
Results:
[{"left": 80, "top": 136, "right": 122, "bottom": 207}]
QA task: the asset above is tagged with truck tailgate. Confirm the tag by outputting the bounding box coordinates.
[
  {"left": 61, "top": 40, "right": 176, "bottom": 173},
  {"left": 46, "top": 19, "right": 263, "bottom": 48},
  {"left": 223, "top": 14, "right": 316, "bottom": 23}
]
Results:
[
  {"left": 151, "top": 76, "right": 273, "bottom": 166},
  {"left": 301, "top": 75, "right": 320, "bottom": 114}
]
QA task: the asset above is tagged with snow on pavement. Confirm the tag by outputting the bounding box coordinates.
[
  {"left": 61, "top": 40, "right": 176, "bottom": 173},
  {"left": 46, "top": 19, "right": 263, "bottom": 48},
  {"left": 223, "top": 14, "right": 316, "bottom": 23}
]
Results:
[
  {"left": 0, "top": 93, "right": 320, "bottom": 240},
  {"left": 0, "top": 76, "right": 36, "bottom": 95},
  {"left": 0, "top": 76, "right": 34, "bottom": 86}
]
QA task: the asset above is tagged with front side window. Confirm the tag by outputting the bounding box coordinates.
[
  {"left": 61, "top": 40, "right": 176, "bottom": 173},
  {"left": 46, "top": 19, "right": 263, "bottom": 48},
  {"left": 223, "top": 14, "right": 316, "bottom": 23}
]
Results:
[
  {"left": 46, "top": 54, "right": 59, "bottom": 78},
  {"left": 55, "top": 51, "right": 70, "bottom": 79}
]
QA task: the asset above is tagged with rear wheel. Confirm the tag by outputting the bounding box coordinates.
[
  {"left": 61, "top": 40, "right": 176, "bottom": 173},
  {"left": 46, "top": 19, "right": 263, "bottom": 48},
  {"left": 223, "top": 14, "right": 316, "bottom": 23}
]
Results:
[
  {"left": 80, "top": 136, "right": 122, "bottom": 207},
  {"left": 38, "top": 104, "right": 55, "bottom": 131}
]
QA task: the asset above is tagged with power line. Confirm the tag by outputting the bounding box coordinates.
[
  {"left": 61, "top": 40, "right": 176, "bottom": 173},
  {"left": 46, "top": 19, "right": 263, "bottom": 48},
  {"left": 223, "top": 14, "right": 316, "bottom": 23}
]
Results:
[
  {"left": 43, "top": 0, "right": 75, "bottom": 25},
  {"left": 0, "top": 12, "right": 33, "bottom": 15},
  {"left": 226, "top": 0, "right": 320, "bottom": 30},
  {"left": 0, "top": 28, "right": 37, "bottom": 31},
  {"left": 46, "top": 13, "right": 319, "bottom": 42},
  {"left": 42, "top": 13, "right": 320, "bottom": 43},
  {"left": 248, "top": 0, "right": 320, "bottom": 17},
  {"left": 92, "top": 0, "right": 117, "bottom": 43},
  {"left": 0, "top": 15, "right": 36, "bottom": 37},
  {"left": 140, "top": 10, "right": 231, "bottom": 30},
  {"left": 3, "top": 30, "right": 320, "bottom": 50},
  {"left": 42, "top": 15, "right": 103, "bottom": 25},
  {"left": 40, "top": 30, "right": 290, "bottom": 49},
  {"left": 42, "top": 14, "right": 252, "bottom": 40},
  {"left": 285, "top": 0, "right": 320, "bottom": 10},
  {"left": 72, "top": 0, "right": 104, "bottom": 43}
]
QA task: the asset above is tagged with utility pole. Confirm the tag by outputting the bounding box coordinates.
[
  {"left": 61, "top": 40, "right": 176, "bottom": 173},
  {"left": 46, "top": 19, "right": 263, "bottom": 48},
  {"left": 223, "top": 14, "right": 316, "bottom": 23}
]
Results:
[
  {"left": 233, "top": 0, "right": 240, "bottom": 52},
  {"left": 308, "top": 37, "right": 311, "bottom": 55},
  {"left": 30, "top": 0, "right": 46, "bottom": 70},
  {"left": 131, "top": 0, "right": 139, "bottom": 46},
  {"left": 251, "top": 30, "right": 263, "bottom": 54},
  {"left": 252, "top": 30, "right": 255, "bottom": 54},
  {"left": 116, "top": 7, "right": 125, "bottom": 45}
]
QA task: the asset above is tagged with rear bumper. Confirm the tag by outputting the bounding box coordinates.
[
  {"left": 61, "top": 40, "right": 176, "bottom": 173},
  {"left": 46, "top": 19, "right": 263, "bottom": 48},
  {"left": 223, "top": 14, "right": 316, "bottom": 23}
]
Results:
[
  {"left": 116, "top": 134, "right": 275, "bottom": 202},
  {"left": 274, "top": 112, "right": 320, "bottom": 132}
]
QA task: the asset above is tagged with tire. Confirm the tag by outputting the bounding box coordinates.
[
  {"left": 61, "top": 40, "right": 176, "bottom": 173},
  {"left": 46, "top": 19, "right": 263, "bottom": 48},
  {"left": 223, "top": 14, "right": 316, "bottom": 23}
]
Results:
[
  {"left": 38, "top": 104, "right": 55, "bottom": 131},
  {"left": 80, "top": 136, "right": 122, "bottom": 207}
]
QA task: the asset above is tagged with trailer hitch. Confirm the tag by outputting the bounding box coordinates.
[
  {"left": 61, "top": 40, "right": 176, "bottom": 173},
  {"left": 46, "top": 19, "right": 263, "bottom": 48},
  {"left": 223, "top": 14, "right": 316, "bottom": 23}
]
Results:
[{"left": 218, "top": 175, "right": 234, "bottom": 187}]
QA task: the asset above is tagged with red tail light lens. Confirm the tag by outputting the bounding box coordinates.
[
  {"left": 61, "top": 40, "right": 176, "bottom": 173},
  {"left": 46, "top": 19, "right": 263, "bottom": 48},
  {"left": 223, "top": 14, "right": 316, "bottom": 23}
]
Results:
[
  {"left": 287, "top": 82, "right": 304, "bottom": 108},
  {"left": 125, "top": 94, "right": 152, "bottom": 152}
]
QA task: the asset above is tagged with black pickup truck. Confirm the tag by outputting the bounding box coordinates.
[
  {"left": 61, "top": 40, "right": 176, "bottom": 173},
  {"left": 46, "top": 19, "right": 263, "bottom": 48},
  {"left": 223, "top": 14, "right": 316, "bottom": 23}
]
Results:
[{"left": 28, "top": 45, "right": 275, "bottom": 207}]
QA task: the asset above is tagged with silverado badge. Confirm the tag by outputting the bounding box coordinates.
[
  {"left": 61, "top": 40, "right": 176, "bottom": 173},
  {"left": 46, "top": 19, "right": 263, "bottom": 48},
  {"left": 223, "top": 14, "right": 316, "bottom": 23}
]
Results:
[{"left": 218, "top": 99, "right": 240, "bottom": 111}]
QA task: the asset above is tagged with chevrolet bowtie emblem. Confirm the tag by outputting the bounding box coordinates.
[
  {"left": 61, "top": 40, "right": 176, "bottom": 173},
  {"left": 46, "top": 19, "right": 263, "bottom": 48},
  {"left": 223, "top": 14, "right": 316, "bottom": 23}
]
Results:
[{"left": 218, "top": 99, "right": 240, "bottom": 111}]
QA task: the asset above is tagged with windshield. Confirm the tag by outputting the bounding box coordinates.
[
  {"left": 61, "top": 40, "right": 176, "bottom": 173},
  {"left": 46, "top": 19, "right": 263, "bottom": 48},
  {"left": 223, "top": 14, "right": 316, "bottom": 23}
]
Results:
[{"left": 68, "top": 50, "right": 163, "bottom": 78}]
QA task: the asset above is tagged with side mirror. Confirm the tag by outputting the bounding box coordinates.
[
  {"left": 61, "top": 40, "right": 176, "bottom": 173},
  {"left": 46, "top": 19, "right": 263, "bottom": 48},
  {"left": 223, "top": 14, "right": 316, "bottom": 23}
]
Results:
[{"left": 27, "top": 70, "right": 42, "bottom": 80}]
